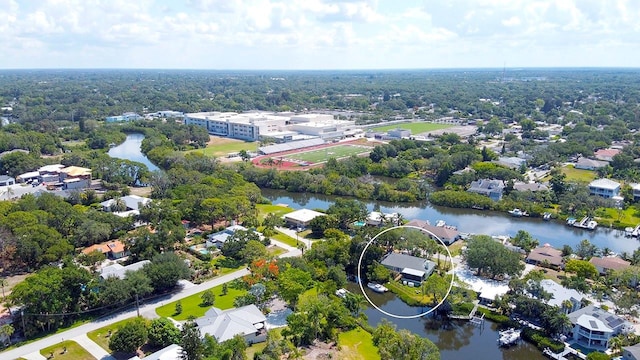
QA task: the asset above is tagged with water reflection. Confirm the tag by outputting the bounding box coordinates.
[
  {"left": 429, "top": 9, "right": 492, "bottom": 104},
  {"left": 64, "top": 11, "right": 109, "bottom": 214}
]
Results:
[{"left": 107, "top": 133, "right": 160, "bottom": 172}]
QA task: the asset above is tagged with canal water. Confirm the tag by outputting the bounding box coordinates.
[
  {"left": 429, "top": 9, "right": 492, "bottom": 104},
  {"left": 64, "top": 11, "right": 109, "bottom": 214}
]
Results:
[
  {"left": 262, "top": 189, "right": 640, "bottom": 254},
  {"left": 346, "top": 283, "right": 546, "bottom": 360},
  {"left": 107, "top": 133, "right": 160, "bottom": 172}
]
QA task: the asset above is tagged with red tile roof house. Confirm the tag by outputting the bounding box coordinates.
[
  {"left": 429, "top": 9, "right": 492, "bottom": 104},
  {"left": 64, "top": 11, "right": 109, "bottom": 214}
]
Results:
[
  {"left": 594, "top": 148, "right": 621, "bottom": 162},
  {"left": 526, "top": 244, "right": 564, "bottom": 268},
  {"left": 82, "top": 240, "right": 128, "bottom": 260},
  {"left": 589, "top": 256, "right": 631, "bottom": 275}
]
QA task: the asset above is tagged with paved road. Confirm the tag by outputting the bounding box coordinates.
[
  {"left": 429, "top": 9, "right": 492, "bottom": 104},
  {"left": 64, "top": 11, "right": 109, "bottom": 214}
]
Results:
[{"left": 3, "top": 236, "right": 301, "bottom": 360}]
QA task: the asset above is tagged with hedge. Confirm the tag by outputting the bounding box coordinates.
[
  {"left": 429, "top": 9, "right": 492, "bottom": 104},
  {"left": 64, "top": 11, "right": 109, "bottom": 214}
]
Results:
[{"left": 522, "top": 328, "right": 565, "bottom": 353}]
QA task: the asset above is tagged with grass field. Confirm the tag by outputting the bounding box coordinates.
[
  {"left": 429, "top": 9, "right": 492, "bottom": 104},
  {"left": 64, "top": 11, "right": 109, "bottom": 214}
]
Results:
[
  {"left": 87, "top": 317, "right": 140, "bottom": 352},
  {"left": 40, "top": 340, "right": 96, "bottom": 360},
  {"left": 337, "top": 328, "right": 380, "bottom": 360},
  {"left": 561, "top": 165, "right": 598, "bottom": 183},
  {"left": 155, "top": 283, "right": 247, "bottom": 320},
  {"left": 188, "top": 136, "right": 258, "bottom": 157},
  {"left": 256, "top": 204, "right": 294, "bottom": 220},
  {"left": 371, "top": 122, "right": 454, "bottom": 134},
  {"left": 271, "top": 229, "right": 303, "bottom": 247},
  {"left": 286, "top": 144, "right": 370, "bottom": 163}
]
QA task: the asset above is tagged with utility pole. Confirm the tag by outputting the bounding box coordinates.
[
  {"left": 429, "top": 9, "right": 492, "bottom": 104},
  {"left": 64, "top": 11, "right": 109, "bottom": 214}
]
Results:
[
  {"left": 135, "top": 294, "right": 140, "bottom": 317},
  {"left": 21, "top": 310, "right": 26, "bottom": 336}
]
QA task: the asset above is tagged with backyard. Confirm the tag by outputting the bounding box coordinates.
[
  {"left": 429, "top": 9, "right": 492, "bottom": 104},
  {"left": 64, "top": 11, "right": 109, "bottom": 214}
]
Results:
[
  {"left": 40, "top": 340, "right": 95, "bottom": 360},
  {"left": 337, "top": 327, "right": 380, "bottom": 360},
  {"left": 87, "top": 317, "right": 139, "bottom": 352}
]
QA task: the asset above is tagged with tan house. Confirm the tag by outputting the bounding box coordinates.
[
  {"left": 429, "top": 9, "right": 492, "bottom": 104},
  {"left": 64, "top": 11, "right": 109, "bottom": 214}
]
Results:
[
  {"left": 589, "top": 256, "right": 631, "bottom": 275},
  {"left": 526, "top": 244, "right": 564, "bottom": 268}
]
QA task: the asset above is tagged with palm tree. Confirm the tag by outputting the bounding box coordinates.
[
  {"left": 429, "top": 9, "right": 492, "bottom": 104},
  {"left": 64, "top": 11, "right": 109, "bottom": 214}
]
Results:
[
  {"left": 561, "top": 300, "right": 574, "bottom": 314},
  {"left": 609, "top": 336, "right": 623, "bottom": 357}
]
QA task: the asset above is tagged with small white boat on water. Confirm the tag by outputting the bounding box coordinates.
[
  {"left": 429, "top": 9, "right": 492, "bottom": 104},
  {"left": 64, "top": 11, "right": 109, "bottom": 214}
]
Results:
[
  {"left": 335, "top": 288, "right": 350, "bottom": 299},
  {"left": 367, "top": 283, "right": 389, "bottom": 293},
  {"left": 498, "top": 328, "right": 521, "bottom": 347},
  {"left": 435, "top": 220, "right": 446, "bottom": 227},
  {"left": 543, "top": 212, "right": 552, "bottom": 221},
  {"left": 508, "top": 209, "right": 528, "bottom": 217}
]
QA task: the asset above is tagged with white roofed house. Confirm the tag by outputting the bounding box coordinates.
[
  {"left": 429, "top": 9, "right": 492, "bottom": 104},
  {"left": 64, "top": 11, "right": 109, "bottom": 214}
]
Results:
[
  {"left": 283, "top": 208, "right": 325, "bottom": 229},
  {"left": 99, "top": 260, "right": 150, "bottom": 280},
  {"left": 467, "top": 179, "right": 505, "bottom": 201},
  {"left": 196, "top": 305, "right": 267, "bottom": 345},
  {"left": 100, "top": 195, "right": 152, "bottom": 217},
  {"left": 588, "top": 178, "right": 621, "bottom": 199},
  {"left": 566, "top": 305, "right": 633, "bottom": 351},
  {"left": 205, "top": 225, "right": 253, "bottom": 249}
]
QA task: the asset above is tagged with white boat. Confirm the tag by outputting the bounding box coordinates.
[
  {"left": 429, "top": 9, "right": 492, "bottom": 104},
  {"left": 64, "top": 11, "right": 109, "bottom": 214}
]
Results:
[
  {"left": 587, "top": 220, "right": 598, "bottom": 230},
  {"left": 508, "top": 209, "right": 528, "bottom": 217},
  {"left": 435, "top": 220, "right": 446, "bottom": 227},
  {"left": 367, "top": 283, "right": 388, "bottom": 293},
  {"left": 625, "top": 227, "right": 634, "bottom": 237},
  {"left": 498, "top": 328, "right": 521, "bottom": 346},
  {"left": 335, "top": 288, "right": 349, "bottom": 299},
  {"left": 543, "top": 212, "right": 552, "bottom": 221}
]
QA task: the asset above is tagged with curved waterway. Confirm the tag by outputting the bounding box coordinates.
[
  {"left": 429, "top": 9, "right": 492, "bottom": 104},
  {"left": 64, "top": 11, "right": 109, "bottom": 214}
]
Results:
[
  {"left": 262, "top": 189, "right": 640, "bottom": 254},
  {"left": 107, "top": 133, "right": 159, "bottom": 172},
  {"left": 346, "top": 283, "right": 545, "bottom": 360}
]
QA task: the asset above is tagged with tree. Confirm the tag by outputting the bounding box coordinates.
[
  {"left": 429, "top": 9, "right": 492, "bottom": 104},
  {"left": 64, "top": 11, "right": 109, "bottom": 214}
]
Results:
[
  {"left": 144, "top": 252, "right": 192, "bottom": 293},
  {"left": 0, "top": 324, "right": 14, "bottom": 346},
  {"left": 242, "top": 240, "right": 268, "bottom": 263},
  {"left": 372, "top": 319, "right": 439, "bottom": 360},
  {"left": 368, "top": 261, "right": 391, "bottom": 283},
  {"left": 586, "top": 352, "right": 610, "bottom": 360},
  {"left": 574, "top": 239, "right": 598, "bottom": 259},
  {"left": 175, "top": 301, "right": 183, "bottom": 315},
  {"left": 511, "top": 230, "right": 539, "bottom": 253},
  {"left": 181, "top": 319, "right": 204, "bottom": 360},
  {"left": 423, "top": 273, "right": 449, "bottom": 305},
  {"left": 201, "top": 290, "right": 215, "bottom": 307},
  {"left": 564, "top": 259, "right": 599, "bottom": 279},
  {"left": 148, "top": 318, "right": 181, "bottom": 348},
  {"left": 239, "top": 150, "right": 251, "bottom": 162},
  {"left": 109, "top": 318, "right": 148, "bottom": 354},
  {"left": 464, "top": 235, "right": 524, "bottom": 278},
  {"left": 326, "top": 199, "right": 367, "bottom": 229},
  {"left": 277, "top": 267, "right": 313, "bottom": 307}
]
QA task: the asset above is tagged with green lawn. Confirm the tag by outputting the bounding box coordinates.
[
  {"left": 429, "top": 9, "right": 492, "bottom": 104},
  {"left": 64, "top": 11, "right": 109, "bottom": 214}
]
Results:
[
  {"left": 187, "top": 138, "right": 258, "bottom": 157},
  {"left": 560, "top": 165, "right": 598, "bottom": 183},
  {"left": 256, "top": 204, "right": 294, "bottom": 220},
  {"left": 371, "top": 122, "right": 453, "bottom": 134},
  {"left": 271, "top": 229, "right": 303, "bottom": 247},
  {"left": 337, "top": 327, "right": 380, "bottom": 360},
  {"left": 285, "top": 144, "right": 371, "bottom": 163},
  {"left": 87, "top": 317, "right": 140, "bottom": 352},
  {"left": 385, "top": 281, "right": 430, "bottom": 306},
  {"left": 40, "top": 340, "right": 96, "bottom": 360},
  {"left": 155, "top": 283, "right": 247, "bottom": 320}
]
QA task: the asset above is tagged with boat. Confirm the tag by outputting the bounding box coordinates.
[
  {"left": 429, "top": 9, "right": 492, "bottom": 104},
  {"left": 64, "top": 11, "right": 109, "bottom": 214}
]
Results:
[
  {"left": 566, "top": 217, "right": 577, "bottom": 226},
  {"left": 632, "top": 225, "right": 640, "bottom": 237},
  {"left": 543, "top": 212, "right": 552, "bottom": 221},
  {"left": 335, "top": 288, "right": 350, "bottom": 299},
  {"left": 625, "top": 227, "right": 634, "bottom": 237},
  {"left": 586, "top": 220, "right": 598, "bottom": 230},
  {"left": 508, "top": 208, "right": 528, "bottom": 217},
  {"left": 571, "top": 216, "right": 598, "bottom": 230},
  {"left": 497, "top": 328, "right": 521, "bottom": 347},
  {"left": 367, "top": 283, "right": 388, "bottom": 293},
  {"left": 435, "top": 220, "right": 446, "bottom": 227}
]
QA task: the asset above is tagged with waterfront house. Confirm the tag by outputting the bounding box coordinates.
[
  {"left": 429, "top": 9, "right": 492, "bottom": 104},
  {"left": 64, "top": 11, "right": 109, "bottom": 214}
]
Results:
[
  {"left": 406, "top": 219, "right": 460, "bottom": 245},
  {"left": 575, "top": 158, "right": 609, "bottom": 170},
  {"left": 589, "top": 256, "right": 631, "bottom": 275},
  {"left": 380, "top": 253, "right": 436, "bottom": 286},
  {"left": 467, "top": 179, "right": 505, "bottom": 201},
  {"left": 196, "top": 305, "right": 267, "bottom": 344},
  {"left": 526, "top": 245, "right": 564, "bottom": 268},
  {"left": 589, "top": 178, "right": 621, "bottom": 199},
  {"left": 538, "top": 279, "right": 584, "bottom": 313},
  {"left": 282, "top": 208, "right": 325, "bottom": 229},
  {"left": 567, "top": 305, "right": 632, "bottom": 350},
  {"left": 513, "top": 182, "right": 549, "bottom": 192},
  {"left": 622, "top": 344, "right": 640, "bottom": 360},
  {"left": 365, "top": 211, "right": 399, "bottom": 226}
]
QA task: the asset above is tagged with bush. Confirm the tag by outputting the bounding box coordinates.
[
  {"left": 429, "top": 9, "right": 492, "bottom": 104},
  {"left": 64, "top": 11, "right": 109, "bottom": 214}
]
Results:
[
  {"left": 452, "top": 302, "right": 474, "bottom": 316},
  {"left": 522, "top": 328, "right": 565, "bottom": 353},
  {"left": 476, "top": 308, "right": 511, "bottom": 325}
]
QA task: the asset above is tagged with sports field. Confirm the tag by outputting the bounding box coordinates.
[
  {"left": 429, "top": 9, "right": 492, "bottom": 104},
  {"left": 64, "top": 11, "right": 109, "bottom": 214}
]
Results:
[
  {"left": 285, "top": 144, "right": 371, "bottom": 163},
  {"left": 372, "top": 122, "right": 454, "bottom": 134},
  {"left": 187, "top": 136, "right": 258, "bottom": 157}
]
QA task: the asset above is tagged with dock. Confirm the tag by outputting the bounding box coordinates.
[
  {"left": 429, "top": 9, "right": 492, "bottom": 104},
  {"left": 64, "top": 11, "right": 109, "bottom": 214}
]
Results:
[{"left": 449, "top": 301, "right": 484, "bottom": 326}]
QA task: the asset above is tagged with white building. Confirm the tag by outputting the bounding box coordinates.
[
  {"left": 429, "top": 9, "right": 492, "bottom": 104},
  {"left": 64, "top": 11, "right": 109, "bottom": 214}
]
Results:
[
  {"left": 100, "top": 260, "right": 150, "bottom": 280},
  {"left": 588, "top": 178, "right": 621, "bottom": 199},
  {"left": 196, "top": 305, "right": 267, "bottom": 344},
  {"left": 567, "top": 305, "right": 633, "bottom": 350},
  {"left": 283, "top": 209, "right": 326, "bottom": 229}
]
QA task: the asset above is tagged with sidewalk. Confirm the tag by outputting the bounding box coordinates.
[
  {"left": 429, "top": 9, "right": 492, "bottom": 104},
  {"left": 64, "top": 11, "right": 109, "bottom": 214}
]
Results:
[{"left": 72, "top": 333, "right": 115, "bottom": 360}]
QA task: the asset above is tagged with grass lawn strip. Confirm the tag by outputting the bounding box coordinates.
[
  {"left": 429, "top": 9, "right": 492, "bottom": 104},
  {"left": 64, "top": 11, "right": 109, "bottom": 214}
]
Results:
[
  {"left": 87, "top": 317, "right": 140, "bottom": 352},
  {"left": 385, "top": 281, "right": 431, "bottom": 306},
  {"left": 337, "top": 327, "right": 380, "bottom": 360},
  {"left": 371, "top": 122, "right": 453, "bottom": 134},
  {"left": 271, "top": 229, "right": 302, "bottom": 247},
  {"left": 40, "top": 340, "right": 96, "bottom": 360},
  {"left": 155, "top": 283, "right": 247, "bottom": 320}
]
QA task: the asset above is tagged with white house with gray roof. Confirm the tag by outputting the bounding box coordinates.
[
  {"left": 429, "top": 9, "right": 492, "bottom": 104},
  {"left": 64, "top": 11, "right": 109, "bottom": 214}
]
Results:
[
  {"left": 588, "top": 179, "right": 621, "bottom": 199},
  {"left": 99, "top": 260, "right": 150, "bottom": 280},
  {"left": 380, "top": 253, "right": 436, "bottom": 285},
  {"left": 196, "top": 305, "right": 267, "bottom": 344},
  {"left": 467, "top": 179, "right": 505, "bottom": 201},
  {"left": 538, "top": 279, "right": 584, "bottom": 313},
  {"left": 567, "top": 305, "right": 633, "bottom": 350}
]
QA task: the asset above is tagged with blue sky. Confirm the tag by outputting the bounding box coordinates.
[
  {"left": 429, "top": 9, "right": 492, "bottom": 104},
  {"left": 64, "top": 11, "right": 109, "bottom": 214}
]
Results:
[{"left": 1, "top": 0, "right": 639, "bottom": 69}]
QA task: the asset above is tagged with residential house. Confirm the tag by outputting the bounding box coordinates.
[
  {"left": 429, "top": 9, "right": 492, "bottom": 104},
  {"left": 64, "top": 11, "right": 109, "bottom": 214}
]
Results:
[
  {"left": 406, "top": 219, "right": 460, "bottom": 245},
  {"left": 82, "top": 240, "right": 128, "bottom": 260},
  {"left": 38, "top": 164, "right": 65, "bottom": 183},
  {"left": 589, "top": 179, "right": 621, "bottom": 199},
  {"left": 59, "top": 166, "right": 92, "bottom": 190},
  {"left": 594, "top": 148, "right": 621, "bottom": 162},
  {"left": 99, "top": 260, "right": 150, "bottom": 280},
  {"left": 467, "top": 179, "right": 505, "bottom": 201},
  {"left": 589, "top": 256, "right": 631, "bottom": 275},
  {"left": 630, "top": 184, "right": 640, "bottom": 202},
  {"left": 538, "top": 279, "right": 584, "bottom": 313},
  {"left": 100, "top": 195, "right": 152, "bottom": 216},
  {"left": 513, "top": 182, "right": 549, "bottom": 192},
  {"left": 128, "top": 344, "right": 183, "bottom": 360},
  {"left": 574, "top": 158, "right": 609, "bottom": 170},
  {"left": 494, "top": 156, "right": 527, "bottom": 170},
  {"left": 283, "top": 209, "right": 325, "bottom": 229},
  {"left": 365, "top": 211, "right": 399, "bottom": 226},
  {"left": 622, "top": 344, "right": 640, "bottom": 360},
  {"left": 380, "top": 253, "right": 436, "bottom": 286},
  {"left": 567, "top": 305, "right": 632, "bottom": 350},
  {"left": 206, "top": 225, "right": 251, "bottom": 249},
  {"left": 196, "top": 305, "right": 267, "bottom": 344},
  {"left": 0, "top": 175, "right": 15, "bottom": 187},
  {"left": 526, "top": 245, "right": 564, "bottom": 268}
]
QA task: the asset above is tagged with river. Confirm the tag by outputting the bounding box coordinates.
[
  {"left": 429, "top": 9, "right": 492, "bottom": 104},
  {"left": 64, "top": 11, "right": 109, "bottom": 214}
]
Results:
[
  {"left": 107, "top": 133, "right": 160, "bottom": 172},
  {"left": 262, "top": 189, "right": 640, "bottom": 254}
]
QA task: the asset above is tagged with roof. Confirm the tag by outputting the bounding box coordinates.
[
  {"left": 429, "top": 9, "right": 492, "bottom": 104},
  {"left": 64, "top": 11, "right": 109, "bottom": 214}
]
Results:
[
  {"left": 568, "top": 305, "right": 627, "bottom": 332},
  {"left": 539, "top": 279, "right": 584, "bottom": 308},
  {"left": 526, "top": 245, "right": 564, "bottom": 266},
  {"left": 259, "top": 138, "right": 325, "bottom": 155},
  {"left": 405, "top": 220, "right": 459, "bottom": 240},
  {"left": 589, "top": 178, "right": 621, "bottom": 190},
  {"left": 17, "top": 171, "right": 40, "bottom": 179},
  {"left": 381, "top": 253, "right": 435, "bottom": 274},
  {"left": 594, "top": 148, "right": 621, "bottom": 159},
  {"left": 513, "top": 182, "right": 549, "bottom": 192},
  {"left": 402, "top": 268, "right": 425, "bottom": 277},
  {"left": 60, "top": 166, "right": 92, "bottom": 177},
  {"left": 0, "top": 175, "right": 14, "bottom": 181},
  {"left": 100, "top": 260, "right": 150, "bottom": 280},
  {"left": 101, "top": 195, "right": 152, "bottom": 211},
  {"left": 623, "top": 344, "right": 640, "bottom": 359},
  {"left": 283, "top": 209, "right": 325, "bottom": 223},
  {"left": 589, "top": 256, "right": 631, "bottom": 271},
  {"left": 39, "top": 164, "right": 65, "bottom": 173},
  {"left": 575, "top": 158, "right": 608, "bottom": 169},
  {"left": 128, "top": 344, "right": 183, "bottom": 360},
  {"left": 196, "top": 305, "right": 266, "bottom": 342}
]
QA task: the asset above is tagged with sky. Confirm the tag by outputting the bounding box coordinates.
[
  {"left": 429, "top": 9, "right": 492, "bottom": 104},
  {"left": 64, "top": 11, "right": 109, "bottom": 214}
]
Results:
[{"left": 1, "top": 0, "right": 639, "bottom": 70}]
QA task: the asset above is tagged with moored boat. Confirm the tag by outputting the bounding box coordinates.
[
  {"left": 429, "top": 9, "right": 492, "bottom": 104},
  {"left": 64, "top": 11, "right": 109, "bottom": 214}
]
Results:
[
  {"left": 497, "top": 328, "right": 521, "bottom": 347},
  {"left": 367, "top": 283, "right": 389, "bottom": 293}
]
